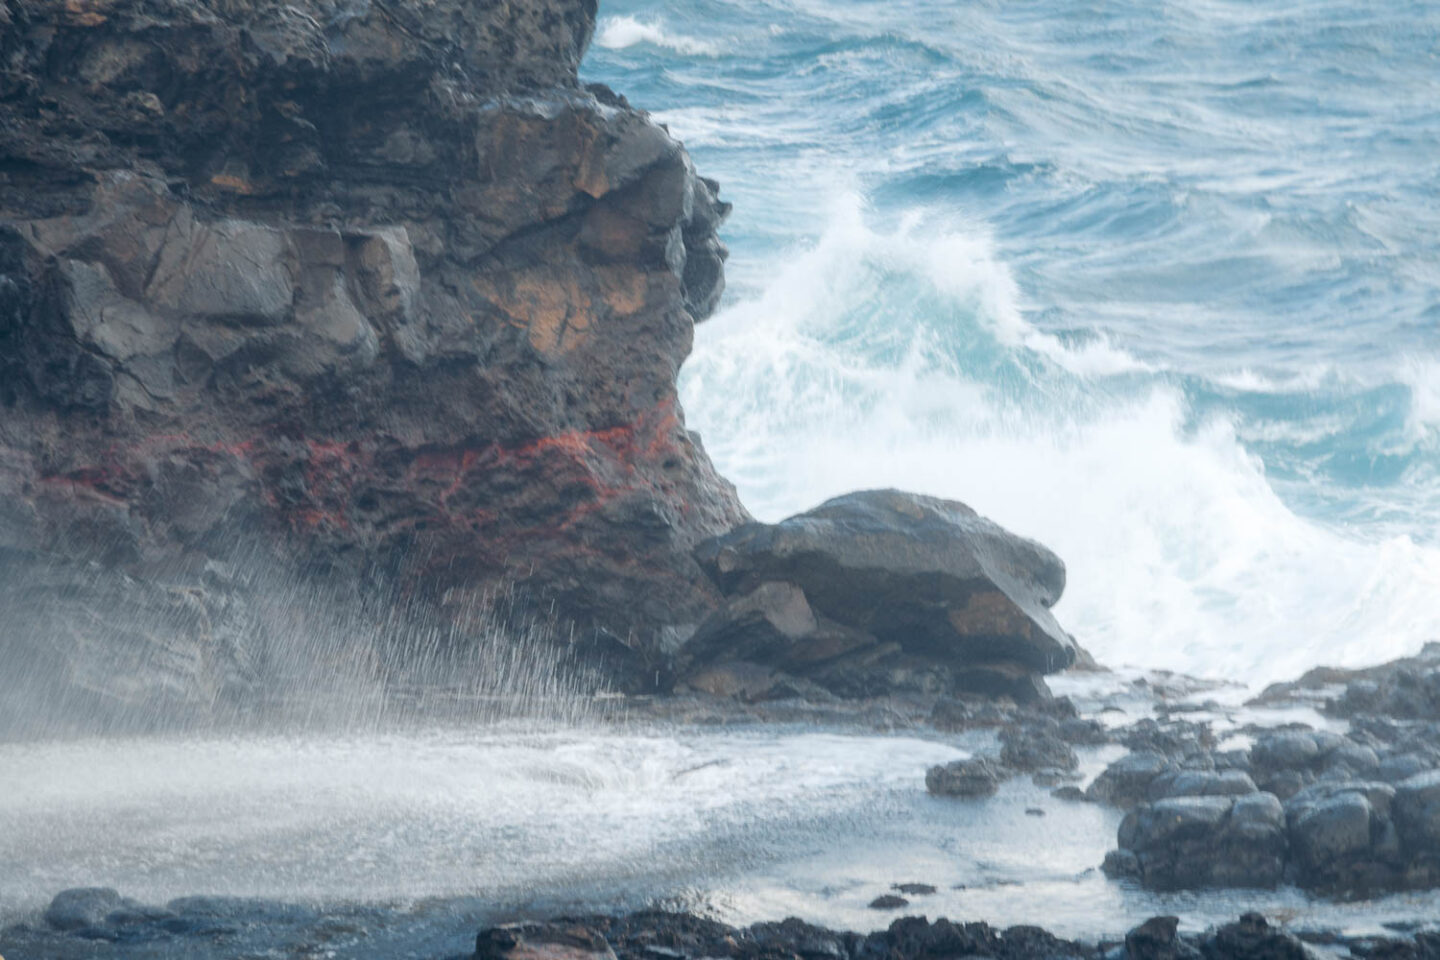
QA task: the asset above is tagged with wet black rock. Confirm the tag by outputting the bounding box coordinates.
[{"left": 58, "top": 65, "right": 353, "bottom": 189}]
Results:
[
  {"left": 1087, "top": 751, "right": 1174, "bottom": 807},
  {"left": 43, "top": 887, "right": 132, "bottom": 932},
  {"left": 1146, "top": 769, "right": 1258, "bottom": 803},
  {"left": 681, "top": 490, "right": 1082, "bottom": 701},
  {"left": 1255, "top": 643, "right": 1440, "bottom": 721},
  {"left": 1200, "top": 913, "right": 1308, "bottom": 960},
  {"left": 1106, "top": 793, "right": 1288, "bottom": 889},
  {"left": 1099, "top": 714, "right": 1440, "bottom": 895},
  {"left": 1120, "top": 719, "right": 1218, "bottom": 767},
  {"left": 1250, "top": 730, "right": 1379, "bottom": 799},
  {"left": 477, "top": 922, "right": 619, "bottom": 960},
  {"left": 867, "top": 895, "right": 909, "bottom": 911},
  {"left": 999, "top": 725, "right": 1080, "bottom": 773},
  {"left": 1124, "top": 916, "right": 1200, "bottom": 960},
  {"left": 926, "top": 756, "right": 1003, "bottom": 798},
  {"left": 16, "top": 891, "right": 1440, "bottom": 960},
  {"left": 1286, "top": 782, "right": 1398, "bottom": 891},
  {"left": 892, "top": 883, "right": 936, "bottom": 896}
]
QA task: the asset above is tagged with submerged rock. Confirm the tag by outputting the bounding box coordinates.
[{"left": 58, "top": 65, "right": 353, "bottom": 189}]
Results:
[
  {"left": 681, "top": 490, "right": 1081, "bottom": 700},
  {"left": 867, "top": 895, "right": 909, "bottom": 910}
]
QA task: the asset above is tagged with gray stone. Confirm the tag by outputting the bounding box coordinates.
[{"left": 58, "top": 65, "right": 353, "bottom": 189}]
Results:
[
  {"left": 44, "top": 887, "right": 129, "bottom": 931},
  {"left": 686, "top": 490, "right": 1079, "bottom": 699},
  {"left": 1290, "top": 792, "right": 1373, "bottom": 864},
  {"left": 1147, "top": 768, "right": 1257, "bottom": 802},
  {"left": 1395, "top": 770, "right": 1440, "bottom": 848},
  {"left": 1087, "top": 750, "right": 1172, "bottom": 807},
  {"left": 1378, "top": 753, "right": 1432, "bottom": 783},
  {"left": 1250, "top": 731, "right": 1320, "bottom": 771},
  {"left": 926, "top": 757, "right": 1004, "bottom": 798},
  {"left": 1107, "top": 793, "right": 1286, "bottom": 890}
]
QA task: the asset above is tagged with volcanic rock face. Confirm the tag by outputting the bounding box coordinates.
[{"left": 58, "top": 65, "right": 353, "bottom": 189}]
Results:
[
  {"left": 680, "top": 489, "right": 1079, "bottom": 701},
  {"left": 0, "top": 0, "right": 747, "bottom": 728}
]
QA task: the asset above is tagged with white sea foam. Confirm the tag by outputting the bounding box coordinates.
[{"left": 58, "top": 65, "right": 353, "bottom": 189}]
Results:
[
  {"left": 595, "top": 15, "right": 719, "bottom": 56},
  {"left": 681, "top": 204, "right": 1440, "bottom": 686}
]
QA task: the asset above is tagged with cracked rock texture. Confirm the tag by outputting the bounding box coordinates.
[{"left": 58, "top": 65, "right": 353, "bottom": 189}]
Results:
[{"left": 0, "top": 0, "right": 747, "bottom": 730}]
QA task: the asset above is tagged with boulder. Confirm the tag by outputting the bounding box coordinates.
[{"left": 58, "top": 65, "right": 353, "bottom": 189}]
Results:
[
  {"left": 1087, "top": 751, "right": 1174, "bottom": 807},
  {"left": 1286, "top": 790, "right": 1381, "bottom": 889},
  {"left": 683, "top": 490, "right": 1080, "bottom": 699},
  {"left": 44, "top": 888, "right": 130, "bottom": 932},
  {"left": 1199, "top": 914, "right": 1308, "bottom": 960},
  {"left": 1146, "top": 769, "right": 1257, "bottom": 803},
  {"left": 926, "top": 757, "right": 1004, "bottom": 798},
  {"left": 1106, "top": 793, "right": 1287, "bottom": 889},
  {"left": 1249, "top": 730, "right": 1380, "bottom": 799},
  {"left": 1125, "top": 916, "right": 1201, "bottom": 960},
  {"left": 999, "top": 726, "right": 1079, "bottom": 774},
  {"left": 476, "top": 923, "right": 617, "bottom": 960}
]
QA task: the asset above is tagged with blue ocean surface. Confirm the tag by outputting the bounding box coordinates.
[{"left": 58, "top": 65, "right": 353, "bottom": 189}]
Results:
[{"left": 582, "top": 0, "right": 1440, "bottom": 684}]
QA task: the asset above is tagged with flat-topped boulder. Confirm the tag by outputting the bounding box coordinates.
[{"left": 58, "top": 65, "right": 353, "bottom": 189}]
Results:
[{"left": 680, "top": 490, "right": 1081, "bottom": 700}]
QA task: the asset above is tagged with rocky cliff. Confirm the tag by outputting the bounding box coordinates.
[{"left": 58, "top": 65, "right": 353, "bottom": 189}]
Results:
[{"left": 0, "top": 0, "right": 748, "bottom": 729}]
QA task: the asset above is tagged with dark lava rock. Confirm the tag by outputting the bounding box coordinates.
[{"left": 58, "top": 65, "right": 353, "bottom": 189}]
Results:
[
  {"left": 1285, "top": 783, "right": 1398, "bottom": 892},
  {"left": 1255, "top": 643, "right": 1440, "bottom": 721},
  {"left": 892, "top": 883, "right": 937, "bottom": 896},
  {"left": 1200, "top": 913, "right": 1308, "bottom": 960},
  {"left": 1106, "top": 738, "right": 1440, "bottom": 895},
  {"left": 1250, "top": 729, "right": 1381, "bottom": 799},
  {"left": 0, "top": 0, "right": 749, "bottom": 729},
  {"left": 44, "top": 887, "right": 131, "bottom": 932},
  {"left": 682, "top": 490, "right": 1081, "bottom": 700},
  {"left": 1087, "top": 751, "right": 1174, "bottom": 807},
  {"left": 999, "top": 726, "right": 1079, "bottom": 773},
  {"left": 1106, "top": 793, "right": 1287, "bottom": 889},
  {"left": 1146, "top": 768, "right": 1258, "bottom": 803},
  {"left": 23, "top": 895, "right": 1440, "bottom": 960},
  {"left": 865, "top": 915, "right": 1095, "bottom": 960},
  {"left": 1125, "top": 916, "right": 1200, "bottom": 960},
  {"left": 926, "top": 756, "right": 1004, "bottom": 798},
  {"left": 867, "top": 895, "right": 909, "bottom": 910},
  {"left": 478, "top": 922, "right": 618, "bottom": 960},
  {"left": 1120, "top": 719, "right": 1217, "bottom": 766}
]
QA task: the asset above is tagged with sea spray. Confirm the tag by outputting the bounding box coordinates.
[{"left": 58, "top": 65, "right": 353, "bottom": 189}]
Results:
[{"left": 678, "top": 204, "right": 1440, "bottom": 685}]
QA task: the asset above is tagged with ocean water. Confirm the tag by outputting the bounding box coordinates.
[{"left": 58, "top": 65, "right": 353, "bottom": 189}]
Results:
[{"left": 584, "top": 0, "right": 1440, "bottom": 685}]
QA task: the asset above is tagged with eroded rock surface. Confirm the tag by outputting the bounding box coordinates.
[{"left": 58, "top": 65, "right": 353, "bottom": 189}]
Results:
[
  {"left": 1096, "top": 698, "right": 1440, "bottom": 895},
  {"left": 0, "top": 0, "right": 748, "bottom": 729},
  {"left": 679, "top": 490, "right": 1080, "bottom": 701}
]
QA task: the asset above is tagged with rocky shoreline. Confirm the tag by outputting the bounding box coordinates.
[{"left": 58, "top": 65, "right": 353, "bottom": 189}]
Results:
[
  {"left": 6, "top": 888, "right": 1440, "bottom": 960},
  {"left": 6, "top": 0, "right": 1440, "bottom": 958},
  {"left": 9, "top": 646, "right": 1440, "bottom": 958}
]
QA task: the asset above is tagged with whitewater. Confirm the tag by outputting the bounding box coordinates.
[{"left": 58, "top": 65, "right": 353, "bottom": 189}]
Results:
[
  {"left": 587, "top": 0, "right": 1440, "bottom": 686},
  {"left": 9, "top": 3, "right": 1440, "bottom": 953}
]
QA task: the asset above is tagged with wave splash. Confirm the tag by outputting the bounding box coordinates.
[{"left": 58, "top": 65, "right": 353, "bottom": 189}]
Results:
[
  {"left": 680, "top": 199, "right": 1440, "bottom": 685},
  {"left": 595, "top": 15, "right": 720, "bottom": 57}
]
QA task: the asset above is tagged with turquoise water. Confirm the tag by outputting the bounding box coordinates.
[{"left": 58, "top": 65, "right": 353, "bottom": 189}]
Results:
[{"left": 583, "top": 0, "right": 1440, "bottom": 684}]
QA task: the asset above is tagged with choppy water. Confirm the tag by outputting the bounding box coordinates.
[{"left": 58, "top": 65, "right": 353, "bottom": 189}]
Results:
[
  {"left": 583, "top": 0, "right": 1440, "bottom": 684},
  {"left": 7, "top": 6, "right": 1440, "bottom": 949},
  {"left": 6, "top": 722, "right": 1440, "bottom": 948}
]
